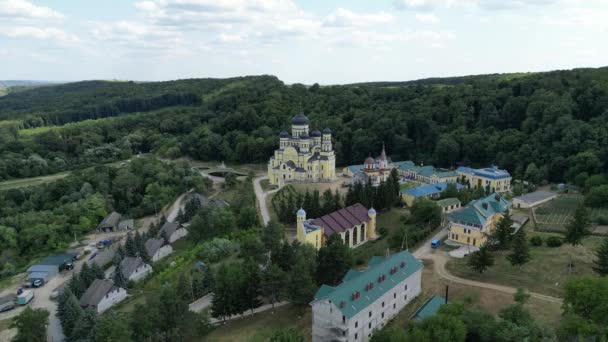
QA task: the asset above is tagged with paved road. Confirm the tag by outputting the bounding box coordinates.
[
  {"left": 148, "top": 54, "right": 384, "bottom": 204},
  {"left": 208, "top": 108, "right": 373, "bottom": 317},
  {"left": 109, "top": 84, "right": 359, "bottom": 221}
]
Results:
[
  {"left": 189, "top": 293, "right": 214, "bottom": 313},
  {"left": 412, "top": 229, "right": 563, "bottom": 304},
  {"left": 253, "top": 176, "right": 281, "bottom": 225}
]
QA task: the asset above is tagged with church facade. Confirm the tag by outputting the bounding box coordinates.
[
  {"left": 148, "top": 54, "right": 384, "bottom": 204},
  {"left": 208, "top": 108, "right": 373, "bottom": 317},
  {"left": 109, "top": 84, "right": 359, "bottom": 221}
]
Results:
[{"left": 268, "top": 113, "right": 336, "bottom": 185}]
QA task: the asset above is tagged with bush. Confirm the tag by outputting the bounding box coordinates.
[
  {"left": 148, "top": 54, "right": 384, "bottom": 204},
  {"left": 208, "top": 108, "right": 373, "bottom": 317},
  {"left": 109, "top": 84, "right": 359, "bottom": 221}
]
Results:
[
  {"left": 530, "top": 236, "right": 543, "bottom": 246},
  {"left": 546, "top": 236, "right": 563, "bottom": 247},
  {"left": 378, "top": 226, "right": 388, "bottom": 237},
  {"left": 595, "top": 215, "right": 608, "bottom": 225}
]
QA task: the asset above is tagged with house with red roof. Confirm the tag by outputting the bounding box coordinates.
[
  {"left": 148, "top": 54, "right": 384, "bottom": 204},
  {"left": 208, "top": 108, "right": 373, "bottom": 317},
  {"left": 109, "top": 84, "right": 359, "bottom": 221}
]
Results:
[{"left": 296, "top": 203, "right": 377, "bottom": 249}]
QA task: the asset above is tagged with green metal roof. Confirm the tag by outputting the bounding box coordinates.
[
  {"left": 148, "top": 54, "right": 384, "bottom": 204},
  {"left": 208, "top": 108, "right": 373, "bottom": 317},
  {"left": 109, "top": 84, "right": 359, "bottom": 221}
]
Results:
[
  {"left": 413, "top": 295, "right": 446, "bottom": 321},
  {"left": 436, "top": 198, "right": 461, "bottom": 207},
  {"left": 448, "top": 193, "right": 510, "bottom": 226},
  {"left": 312, "top": 250, "right": 423, "bottom": 319}
]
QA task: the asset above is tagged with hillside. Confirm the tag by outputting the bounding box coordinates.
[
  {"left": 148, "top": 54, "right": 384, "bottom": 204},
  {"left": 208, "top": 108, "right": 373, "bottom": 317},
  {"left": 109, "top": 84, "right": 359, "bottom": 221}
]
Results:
[{"left": 0, "top": 67, "right": 607, "bottom": 184}]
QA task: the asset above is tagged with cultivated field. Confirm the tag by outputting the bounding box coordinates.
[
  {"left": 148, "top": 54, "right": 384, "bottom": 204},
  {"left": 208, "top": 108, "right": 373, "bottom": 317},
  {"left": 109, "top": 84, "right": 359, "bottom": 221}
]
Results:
[
  {"left": 533, "top": 194, "right": 608, "bottom": 235},
  {"left": 0, "top": 171, "right": 70, "bottom": 191}
]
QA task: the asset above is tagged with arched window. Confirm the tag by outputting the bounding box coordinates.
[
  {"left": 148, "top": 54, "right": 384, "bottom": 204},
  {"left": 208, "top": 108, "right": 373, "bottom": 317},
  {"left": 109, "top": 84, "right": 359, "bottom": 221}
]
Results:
[
  {"left": 345, "top": 230, "right": 350, "bottom": 246},
  {"left": 353, "top": 228, "right": 358, "bottom": 245},
  {"left": 360, "top": 224, "right": 366, "bottom": 241}
]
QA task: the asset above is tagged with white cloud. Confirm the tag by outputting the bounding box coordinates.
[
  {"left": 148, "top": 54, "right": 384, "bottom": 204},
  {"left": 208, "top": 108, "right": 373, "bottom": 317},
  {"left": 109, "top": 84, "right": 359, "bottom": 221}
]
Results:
[
  {"left": 0, "top": 0, "right": 63, "bottom": 19},
  {"left": 415, "top": 13, "right": 440, "bottom": 23},
  {"left": 324, "top": 8, "right": 394, "bottom": 27},
  {"left": 90, "top": 21, "right": 182, "bottom": 49},
  {"left": 393, "top": 0, "right": 561, "bottom": 10},
  {"left": 1, "top": 26, "right": 78, "bottom": 43}
]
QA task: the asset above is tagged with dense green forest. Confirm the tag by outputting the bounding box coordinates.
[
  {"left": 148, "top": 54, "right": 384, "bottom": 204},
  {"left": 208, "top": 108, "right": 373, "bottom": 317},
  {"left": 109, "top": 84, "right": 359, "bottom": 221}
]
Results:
[{"left": 1, "top": 67, "right": 607, "bottom": 184}]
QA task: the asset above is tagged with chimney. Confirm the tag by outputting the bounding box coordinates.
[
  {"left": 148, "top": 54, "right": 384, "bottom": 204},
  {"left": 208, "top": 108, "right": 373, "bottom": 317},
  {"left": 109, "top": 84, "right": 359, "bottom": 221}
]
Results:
[
  {"left": 445, "top": 285, "right": 449, "bottom": 304},
  {"left": 495, "top": 195, "right": 500, "bottom": 201},
  {"left": 482, "top": 203, "right": 488, "bottom": 210}
]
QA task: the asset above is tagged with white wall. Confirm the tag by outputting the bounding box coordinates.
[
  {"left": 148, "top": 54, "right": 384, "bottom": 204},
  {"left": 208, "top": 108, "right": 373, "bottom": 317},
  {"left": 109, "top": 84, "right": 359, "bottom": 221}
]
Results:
[
  {"left": 97, "top": 288, "right": 128, "bottom": 313},
  {"left": 152, "top": 245, "right": 173, "bottom": 262},
  {"left": 169, "top": 228, "right": 188, "bottom": 243},
  {"left": 312, "top": 269, "right": 422, "bottom": 342},
  {"left": 128, "top": 264, "right": 152, "bottom": 283}
]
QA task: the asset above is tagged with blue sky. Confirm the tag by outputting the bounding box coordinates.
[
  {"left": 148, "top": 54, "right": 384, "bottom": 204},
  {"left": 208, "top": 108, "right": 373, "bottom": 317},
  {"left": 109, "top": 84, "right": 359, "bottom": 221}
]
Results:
[{"left": 0, "top": 0, "right": 606, "bottom": 84}]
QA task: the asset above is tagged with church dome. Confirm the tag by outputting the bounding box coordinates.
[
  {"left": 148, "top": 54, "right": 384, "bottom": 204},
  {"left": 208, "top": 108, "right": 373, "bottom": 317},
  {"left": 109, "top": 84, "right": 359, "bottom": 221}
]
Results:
[
  {"left": 323, "top": 128, "right": 332, "bottom": 134},
  {"left": 364, "top": 156, "right": 375, "bottom": 165},
  {"left": 310, "top": 130, "right": 322, "bottom": 137},
  {"left": 297, "top": 208, "right": 306, "bottom": 216},
  {"left": 368, "top": 207, "right": 376, "bottom": 216},
  {"left": 279, "top": 130, "right": 289, "bottom": 138},
  {"left": 292, "top": 113, "right": 309, "bottom": 125}
]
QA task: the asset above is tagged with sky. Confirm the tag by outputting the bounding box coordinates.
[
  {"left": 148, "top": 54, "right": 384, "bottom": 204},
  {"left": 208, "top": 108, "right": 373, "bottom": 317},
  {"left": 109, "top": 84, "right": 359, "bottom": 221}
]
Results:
[{"left": 0, "top": 0, "right": 607, "bottom": 84}]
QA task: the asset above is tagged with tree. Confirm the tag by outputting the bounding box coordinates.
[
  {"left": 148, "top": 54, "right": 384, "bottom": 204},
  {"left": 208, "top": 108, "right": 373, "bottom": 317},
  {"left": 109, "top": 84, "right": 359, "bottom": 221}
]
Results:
[
  {"left": 434, "top": 135, "right": 460, "bottom": 167},
  {"left": 70, "top": 308, "right": 97, "bottom": 342},
  {"left": 269, "top": 327, "right": 305, "bottom": 342},
  {"left": 263, "top": 220, "right": 284, "bottom": 258},
  {"left": 10, "top": 307, "right": 49, "bottom": 342},
  {"left": 241, "top": 258, "right": 262, "bottom": 314},
  {"left": 507, "top": 228, "right": 530, "bottom": 267},
  {"left": 415, "top": 314, "right": 467, "bottom": 342},
  {"left": 95, "top": 313, "right": 133, "bottom": 342},
  {"left": 316, "top": 234, "right": 353, "bottom": 286},
  {"left": 59, "top": 290, "right": 84, "bottom": 338},
  {"left": 262, "top": 263, "right": 287, "bottom": 308},
  {"left": 467, "top": 245, "right": 494, "bottom": 273},
  {"left": 593, "top": 238, "right": 608, "bottom": 276},
  {"left": 493, "top": 212, "right": 514, "bottom": 249},
  {"left": 410, "top": 198, "right": 442, "bottom": 227},
  {"left": 113, "top": 261, "right": 127, "bottom": 289},
  {"left": 565, "top": 204, "right": 590, "bottom": 245},
  {"left": 514, "top": 288, "right": 531, "bottom": 304},
  {"left": 240, "top": 237, "right": 267, "bottom": 265},
  {"left": 287, "top": 258, "right": 318, "bottom": 308},
  {"left": 524, "top": 162, "right": 541, "bottom": 184},
  {"left": 125, "top": 233, "right": 137, "bottom": 257}
]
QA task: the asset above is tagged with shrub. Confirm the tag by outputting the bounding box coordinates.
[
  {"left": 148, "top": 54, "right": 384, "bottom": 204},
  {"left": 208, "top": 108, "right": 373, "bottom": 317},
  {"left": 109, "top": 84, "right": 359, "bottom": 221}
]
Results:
[
  {"left": 595, "top": 215, "right": 608, "bottom": 225},
  {"left": 546, "top": 236, "right": 563, "bottom": 247},
  {"left": 530, "top": 236, "right": 543, "bottom": 246},
  {"left": 378, "top": 227, "right": 388, "bottom": 237}
]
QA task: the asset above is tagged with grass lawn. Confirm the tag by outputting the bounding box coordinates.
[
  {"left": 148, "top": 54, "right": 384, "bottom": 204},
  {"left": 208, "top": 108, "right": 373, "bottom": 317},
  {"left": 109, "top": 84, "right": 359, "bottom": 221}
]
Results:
[
  {"left": 445, "top": 228, "right": 603, "bottom": 297},
  {"left": 399, "top": 182, "right": 418, "bottom": 191},
  {"left": 260, "top": 179, "right": 277, "bottom": 192},
  {"left": 0, "top": 171, "right": 70, "bottom": 191},
  {"left": 202, "top": 304, "right": 312, "bottom": 342},
  {"left": 386, "top": 259, "right": 562, "bottom": 331}
]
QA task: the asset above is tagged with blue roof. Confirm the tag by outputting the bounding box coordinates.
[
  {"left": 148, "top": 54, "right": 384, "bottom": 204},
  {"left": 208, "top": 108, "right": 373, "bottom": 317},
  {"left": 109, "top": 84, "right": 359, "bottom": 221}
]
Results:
[
  {"left": 457, "top": 166, "right": 511, "bottom": 180},
  {"left": 413, "top": 295, "right": 446, "bottom": 321},
  {"left": 400, "top": 182, "right": 464, "bottom": 197},
  {"left": 312, "top": 250, "right": 423, "bottom": 319},
  {"left": 394, "top": 161, "right": 416, "bottom": 171},
  {"left": 347, "top": 164, "right": 364, "bottom": 174}
]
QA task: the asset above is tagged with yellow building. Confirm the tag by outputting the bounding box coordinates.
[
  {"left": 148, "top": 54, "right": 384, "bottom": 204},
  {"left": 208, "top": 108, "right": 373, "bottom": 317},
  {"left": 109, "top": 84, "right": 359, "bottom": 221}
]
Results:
[
  {"left": 447, "top": 193, "right": 510, "bottom": 247},
  {"left": 296, "top": 204, "right": 377, "bottom": 250},
  {"left": 457, "top": 166, "right": 511, "bottom": 193},
  {"left": 268, "top": 113, "right": 335, "bottom": 186}
]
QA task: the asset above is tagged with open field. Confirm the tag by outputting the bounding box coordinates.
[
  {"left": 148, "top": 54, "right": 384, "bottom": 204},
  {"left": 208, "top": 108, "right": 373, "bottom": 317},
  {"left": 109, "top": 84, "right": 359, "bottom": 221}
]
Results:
[
  {"left": 399, "top": 182, "right": 419, "bottom": 191},
  {"left": 202, "top": 304, "right": 312, "bottom": 342},
  {"left": 533, "top": 194, "right": 608, "bottom": 235},
  {"left": 352, "top": 208, "right": 411, "bottom": 264},
  {"left": 386, "top": 259, "right": 562, "bottom": 331},
  {"left": 446, "top": 229, "right": 603, "bottom": 298},
  {"left": 0, "top": 171, "right": 70, "bottom": 191}
]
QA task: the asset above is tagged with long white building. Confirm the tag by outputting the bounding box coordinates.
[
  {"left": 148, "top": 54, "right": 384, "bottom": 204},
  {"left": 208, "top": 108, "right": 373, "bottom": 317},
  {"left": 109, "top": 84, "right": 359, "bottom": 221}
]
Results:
[{"left": 310, "top": 250, "right": 422, "bottom": 342}]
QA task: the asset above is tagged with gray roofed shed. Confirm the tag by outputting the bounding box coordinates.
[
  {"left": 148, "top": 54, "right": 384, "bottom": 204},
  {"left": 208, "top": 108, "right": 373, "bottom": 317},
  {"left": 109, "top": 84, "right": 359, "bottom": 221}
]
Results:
[
  {"left": 79, "top": 279, "right": 120, "bottom": 307},
  {"left": 120, "top": 257, "right": 147, "bottom": 279},
  {"left": 97, "top": 211, "right": 122, "bottom": 232},
  {"left": 160, "top": 221, "right": 180, "bottom": 238},
  {"left": 145, "top": 238, "right": 165, "bottom": 257}
]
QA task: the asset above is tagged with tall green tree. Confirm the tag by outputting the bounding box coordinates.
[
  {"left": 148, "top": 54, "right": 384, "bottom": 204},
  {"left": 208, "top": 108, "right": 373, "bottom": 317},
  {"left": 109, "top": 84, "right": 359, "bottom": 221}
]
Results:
[
  {"left": 95, "top": 313, "right": 133, "bottom": 342},
  {"left": 467, "top": 245, "right": 494, "bottom": 273},
  {"left": 263, "top": 220, "right": 284, "bottom": 258},
  {"left": 593, "top": 238, "right": 608, "bottom": 276},
  {"left": 565, "top": 204, "right": 590, "bottom": 245},
  {"left": 287, "top": 258, "right": 318, "bottom": 308},
  {"left": 493, "top": 212, "right": 514, "bottom": 249},
  {"left": 10, "top": 307, "right": 49, "bottom": 342},
  {"left": 269, "top": 327, "right": 305, "bottom": 342},
  {"left": 241, "top": 258, "right": 262, "bottom": 314},
  {"left": 261, "top": 263, "right": 287, "bottom": 308},
  {"left": 316, "top": 234, "right": 353, "bottom": 286},
  {"left": 70, "top": 308, "right": 97, "bottom": 342},
  {"left": 507, "top": 228, "right": 530, "bottom": 267}
]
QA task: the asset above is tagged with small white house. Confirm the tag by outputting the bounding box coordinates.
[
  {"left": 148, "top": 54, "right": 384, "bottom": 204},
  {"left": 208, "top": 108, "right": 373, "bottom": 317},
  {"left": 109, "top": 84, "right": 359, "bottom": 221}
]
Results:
[
  {"left": 120, "top": 257, "right": 152, "bottom": 283},
  {"left": 79, "top": 279, "right": 127, "bottom": 313},
  {"left": 512, "top": 191, "right": 557, "bottom": 209},
  {"left": 310, "top": 250, "right": 422, "bottom": 342},
  {"left": 145, "top": 238, "right": 173, "bottom": 263},
  {"left": 159, "top": 221, "right": 188, "bottom": 243}
]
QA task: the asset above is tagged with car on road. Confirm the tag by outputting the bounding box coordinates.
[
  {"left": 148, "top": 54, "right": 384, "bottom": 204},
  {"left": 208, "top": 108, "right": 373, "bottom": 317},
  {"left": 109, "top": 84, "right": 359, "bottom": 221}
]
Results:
[{"left": 32, "top": 279, "right": 45, "bottom": 288}]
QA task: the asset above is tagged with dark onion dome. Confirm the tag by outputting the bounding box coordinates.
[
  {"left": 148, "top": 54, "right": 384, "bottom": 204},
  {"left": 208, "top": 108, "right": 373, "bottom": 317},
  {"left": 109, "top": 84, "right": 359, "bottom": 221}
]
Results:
[
  {"left": 364, "top": 156, "right": 375, "bottom": 165},
  {"left": 310, "top": 130, "right": 322, "bottom": 137},
  {"left": 292, "top": 113, "right": 310, "bottom": 125},
  {"left": 279, "top": 130, "right": 289, "bottom": 138},
  {"left": 323, "top": 128, "right": 332, "bottom": 134},
  {"left": 300, "top": 132, "right": 310, "bottom": 139}
]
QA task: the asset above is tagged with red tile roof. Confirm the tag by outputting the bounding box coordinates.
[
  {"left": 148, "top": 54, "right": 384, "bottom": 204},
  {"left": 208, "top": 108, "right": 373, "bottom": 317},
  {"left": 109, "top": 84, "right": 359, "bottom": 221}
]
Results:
[{"left": 312, "top": 203, "right": 370, "bottom": 237}]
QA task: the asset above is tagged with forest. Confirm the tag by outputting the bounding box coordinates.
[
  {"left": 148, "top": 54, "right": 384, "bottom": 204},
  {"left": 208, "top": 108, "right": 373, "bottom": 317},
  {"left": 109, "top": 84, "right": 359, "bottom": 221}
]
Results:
[{"left": 0, "top": 68, "right": 608, "bottom": 184}]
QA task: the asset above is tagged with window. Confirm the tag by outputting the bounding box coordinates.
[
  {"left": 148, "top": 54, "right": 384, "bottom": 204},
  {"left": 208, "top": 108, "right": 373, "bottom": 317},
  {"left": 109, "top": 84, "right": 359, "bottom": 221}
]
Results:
[
  {"left": 393, "top": 303, "right": 396, "bottom": 309},
  {"left": 368, "top": 322, "right": 371, "bottom": 329},
  {"left": 404, "top": 284, "right": 408, "bottom": 291},
  {"left": 355, "top": 333, "right": 358, "bottom": 340},
  {"left": 368, "top": 311, "right": 372, "bottom": 317},
  {"left": 393, "top": 293, "right": 396, "bottom": 299},
  {"left": 382, "top": 312, "right": 385, "bottom": 319},
  {"left": 404, "top": 294, "right": 408, "bottom": 301},
  {"left": 382, "top": 301, "right": 385, "bottom": 308},
  {"left": 345, "top": 230, "right": 350, "bottom": 246},
  {"left": 355, "top": 321, "right": 358, "bottom": 328},
  {"left": 343, "top": 315, "right": 345, "bottom": 324},
  {"left": 353, "top": 229, "right": 358, "bottom": 245},
  {"left": 361, "top": 224, "right": 365, "bottom": 241}
]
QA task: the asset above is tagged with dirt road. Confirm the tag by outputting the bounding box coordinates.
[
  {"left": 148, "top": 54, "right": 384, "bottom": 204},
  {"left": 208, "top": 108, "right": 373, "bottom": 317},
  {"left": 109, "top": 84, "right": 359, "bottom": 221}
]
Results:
[
  {"left": 253, "top": 176, "right": 281, "bottom": 225},
  {"left": 413, "top": 229, "right": 563, "bottom": 304}
]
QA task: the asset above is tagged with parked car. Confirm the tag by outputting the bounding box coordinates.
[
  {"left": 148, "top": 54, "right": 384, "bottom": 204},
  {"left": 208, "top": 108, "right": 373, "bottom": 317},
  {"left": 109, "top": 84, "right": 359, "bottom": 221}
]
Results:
[
  {"left": 17, "top": 290, "right": 34, "bottom": 305},
  {"left": 32, "top": 279, "right": 44, "bottom": 288}
]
